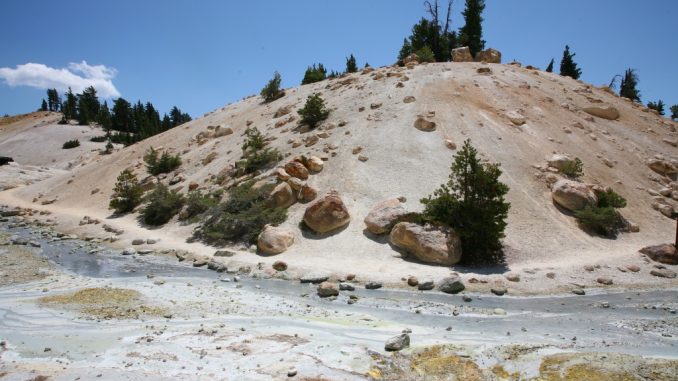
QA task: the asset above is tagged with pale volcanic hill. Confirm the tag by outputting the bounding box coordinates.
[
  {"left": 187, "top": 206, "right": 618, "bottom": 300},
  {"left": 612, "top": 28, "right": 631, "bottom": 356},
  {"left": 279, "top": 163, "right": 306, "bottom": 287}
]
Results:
[{"left": 2, "top": 61, "right": 677, "bottom": 293}]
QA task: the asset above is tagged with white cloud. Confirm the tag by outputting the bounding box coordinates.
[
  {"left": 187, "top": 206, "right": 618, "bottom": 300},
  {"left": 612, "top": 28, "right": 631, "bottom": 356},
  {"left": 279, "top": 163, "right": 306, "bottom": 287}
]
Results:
[{"left": 0, "top": 61, "right": 121, "bottom": 98}]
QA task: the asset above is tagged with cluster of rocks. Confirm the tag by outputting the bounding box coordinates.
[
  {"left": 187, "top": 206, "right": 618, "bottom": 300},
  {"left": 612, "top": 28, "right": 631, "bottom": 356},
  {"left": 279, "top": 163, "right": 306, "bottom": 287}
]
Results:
[
  {"left": 451, "top": 47, "right": 501, "bottom": 64},
  {"left": 78, "top": 215, "right": 100, "bottom": 226},
  {"left": 194, "top": 124, "right": 233, "bottom": 145},
  {"left": 364, "top": 198, "right": 463, "bottom": 266},
  {"left": 646, "top": 155, "right": 678, "bottom": 218}
]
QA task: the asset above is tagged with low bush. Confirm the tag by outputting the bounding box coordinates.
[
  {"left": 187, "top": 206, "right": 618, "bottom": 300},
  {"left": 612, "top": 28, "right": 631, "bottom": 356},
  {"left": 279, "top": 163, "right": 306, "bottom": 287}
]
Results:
[
  {"left": 193, "top": 181, "right": 287, "bottom": 245},
  {"left": 574, "top": 188, "right": 627, "bottom": 237},
  {"left": 561, "top": 157, "right": 583, "bottom": 179},
  {"left": 144, "top": 147, "right": 182, "bottom": 176},
  {"left": 415, "top": 46, "right": 435, "bottom": 63},
  {"left": 140, "top": 184, "right": 185, "bottom": 226},
  {"left": 236, "top": 127, "right": 281, "bottom": 175},
  {"left": 90, "top": 135, "right": 108, "bottom": 142},
  {"left": 62, "top": 139, "right": 80, "bottom": 149},
  {"left": 301, "top": 63, "right": 327, "bottom": 85},
  {"left": 182, "top": 190, "right": 219, "bottom": 221},
  {"left": 298, "top": 93, "right": 330, "bottom": 129},
  {"left": 109, "top": 169, "right": 143, "bottom": 214}
]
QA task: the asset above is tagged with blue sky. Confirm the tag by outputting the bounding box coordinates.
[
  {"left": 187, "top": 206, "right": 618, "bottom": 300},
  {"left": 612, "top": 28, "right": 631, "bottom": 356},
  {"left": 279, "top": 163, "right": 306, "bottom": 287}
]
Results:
[{"left": 1, "top": 0, "right": 676, "bottom": 118}]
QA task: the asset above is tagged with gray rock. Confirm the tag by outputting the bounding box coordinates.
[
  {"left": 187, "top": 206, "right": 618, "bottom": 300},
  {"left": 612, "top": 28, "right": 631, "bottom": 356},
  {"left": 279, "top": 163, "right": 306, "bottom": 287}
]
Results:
[
  {"left": 417, "top": 280, "right": 435, "bottom": 291},
  {"left": 207, "top": 261, "right": 227, "bottom": 272},
  {"left": 650, "top": 269, "right": 677, "bottom": 279},
  {"left": 214, "top": 250, "right": 236, "bottom": 257},
  {"left": 121, "top": 248, "right": 136, "bottom": 256},
  {"left": 317, "top": 282, "right": 339, "bottom": 297},
  {"left": 131, "top": 239, "right": 145, "bottom": 245},
  {"left": 491, "top": 287, "right": 507, "bottom": 296},
  {"left": 384, "top": 333, "right": 410, "bottom": 352},
  {"left": 339, "top": 283, "right": 355, "bottom": 291},
  {"left": 300, "top": 272, "right": 330, "bottom": 284},
  {"left": 572, "top": 288, "right": 586, "bottom": 295},
  {"left": 438, "top": 275, "right": 465, "bottom": 294},
  {"left": 365, "top": 281, "right": 383, "bottom": 290},
  {"left": 28, "top": 241, "right": 41, "bottom": 247}
]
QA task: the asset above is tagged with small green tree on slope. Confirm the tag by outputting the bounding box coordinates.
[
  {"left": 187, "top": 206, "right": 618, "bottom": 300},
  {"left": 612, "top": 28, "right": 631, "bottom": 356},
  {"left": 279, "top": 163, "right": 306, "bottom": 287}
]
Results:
[
  {"left": 109, "top": 169, "right": 143, "bottom": 214},
  {"left": 260, "top": 71, "right": 283, "bottom": 102},
  {"left": 345, "top": 54, "right": 358, "bottom": 73},
  {"left": 559, "top": 45, "right": 582, "bottom": 80},
  {"left": 420, "top": 140, "right": 510, "bottom": 264},
  {"left": 619, "top": 68, "right": 641, "bottom": 102},
  {"left": 545, "top": 59, "right": 554, "bottom": 73}
]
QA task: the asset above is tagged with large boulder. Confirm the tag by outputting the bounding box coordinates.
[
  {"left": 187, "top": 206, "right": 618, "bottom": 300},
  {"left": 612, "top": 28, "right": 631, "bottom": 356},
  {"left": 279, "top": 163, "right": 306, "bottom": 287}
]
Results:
[
  {"left": 548, "top": 154, "right": 574, "bottom": 171},
  {"left": 451, "top": 46, "right": 474, "bottom": 62},
  {"left": 317, "top": 281, "right": 339, "bottom": 297},
  {"left": 303, "top": 190, "right": 351, "bottom": 234},
  {"left": 647, "top": 158, "right": 678, "bottom": 176},
  {"left": 305, "top": 156, "right": 324, "bottom": 172},
  {"left": 551, "top": 179, "right": 598, "bottom": 212},
  {"left": 582, "top": 106, "right": 620, "bottom": 120},
  {"left": 384, "top": 334, "right": 410, "bottom": 352},
  {"left": 438, "top": 275, "right": 465, "bottom": 294},
  {"left": 476, "top": 48, "right": 501, "bottom": 63},
  {"left": 364, "top": 198, "right": 409, "bottom": 235},
  {"left": 284, "top": 161, "right": 309, "bottom": 180},
  {"left": 257, "top": 225, "right": 294, "bottom": 255},
  {"left": 389, "top": 222, "right": 462, "bottom": 266},
  {"left": 268, "top": 182, "right": 296, "bottom": 208},
  {"left": 414, "top": 117, "right": 436, "bottom": 131},
  {"left": 639, "top": 244, "right": 678, "bottom": 265}
]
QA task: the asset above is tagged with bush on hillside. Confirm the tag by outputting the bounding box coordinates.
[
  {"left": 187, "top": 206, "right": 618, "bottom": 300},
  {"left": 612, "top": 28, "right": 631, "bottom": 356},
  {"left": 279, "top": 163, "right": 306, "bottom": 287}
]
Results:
[
  {"left": 193, "top": 180, "right": 287, "bottom": 245},
  {"left": 109, "top": 169, "right": 143, "bottom": 214},
  {"left": 144, "top": 147, "right": 182, "bottom": 176},
  {"left": 140, "top": 183, "right": 185, "bottom": 226},
  {"left": 90, "top": 135, "right": 107, "bottom": 142},
  {"left": 420, "top": 139, "right": 510, "bottom": 264},
  {"left": 415, "top": 46, "right": 435, "bottom": 63},
  {"left": 561, "top": 157, "right": 583, "bottom": 179},
  {"left": 260, "top": 71, "right": 284, "bottom": 102},
  {"left": 62, "top": 139, "right": 80, "bottom": 149},
  {"left": 236, "top": 127, "right": 282, "bottom": 175},
  {"left": 181, "top": 190, "right": 219, "bottom": 221},
  {"left": 574, "top": 188, "right": 627, "bottom": 237},
  {"left": 298, "top": 93, "right": 330, "bottom": 129}
]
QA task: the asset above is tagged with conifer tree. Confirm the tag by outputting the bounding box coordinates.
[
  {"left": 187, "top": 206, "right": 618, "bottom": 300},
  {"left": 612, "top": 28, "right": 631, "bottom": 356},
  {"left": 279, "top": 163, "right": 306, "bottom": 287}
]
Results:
[
  {"left": 109, "top": 169, "right": 143, "bottom": 214},
  {"left": 545, "top": 59, "right": 554, "bottom": 73},
  {"left": 458, "top": 0, "right": 486, "bottom": 57},
  {"left": 345, "top": 54, "right": 358, "bottom": 73},
  {"left": 260, "top": 71, "right": 283, "bottom": 102},
  {"left": 399, "top": 0, "right": 457, "bottom": 64},
  {"left": 301, "top": 64, "right": 327, "bottom": 85},
  {"left": 97, "top": 101, "right": 112, "bottom": 133},
  {"left": 671, "top": 105, "right": 678, "bottom": 121},
  {"left": 559, "top": 45, "right": 582, "bottom": 79},
  {"left": 619, "top": 68, "right": 641, "bottom": 102},
  {"left": 40, "top": 99, "right": 48, "bottom": 111},
  {"left": 298, "top": 93, "right": 330, "bottom": 129},
  {"left": 62, "top": 87, "right": 78, "bottom": 121},
  {"left": 421, "top": 140, "right": 510, "bottom": 263},
  {"left": 647, "top": 100, "right": 665, "bottom": 115},
  {"left": 46, "top": 88, "right": 60, "bottom": 111}
]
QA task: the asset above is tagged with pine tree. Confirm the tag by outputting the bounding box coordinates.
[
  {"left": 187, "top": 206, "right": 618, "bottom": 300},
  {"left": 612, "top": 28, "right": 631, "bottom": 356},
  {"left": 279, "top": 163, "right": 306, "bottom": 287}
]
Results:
[
  {"left": 559, "top": 45, "right": 582, "bottom": 79},
  {"left": 297, "top": 93, "right": 330, "bottom": 129},
  {"left": 77, "top": 96, "right": 89, "bottom": 125},
  {"left": 111, "top": 97, "right": 132, "bottom": 133},
  {"left": 458, "top": 0, "right": 486, "bottom": 57},
  {"left": 400, "top": 1, "right": 458, "bottom": 64},
  {"left": 420, "top": 139, "right": 510, "bottom": 263},
  {"left": 397, "top": 38, "right": 413, "bottom": 65},
  {"left": 345, "top": 54, "right": 358, "bottom": 73},
  {"left": 62, "top": 87, "right": 78, "bottom": 121},
  {"left": 40, "top": 99, "right": 48, "bottom": 111},
  {"left": 647, "top": 100, "right": 665, "bottom": 115},
  {"left": 301, "top": 64, "right": 327, "bottom": 85},
  {"left": 260, "top": 71, "right": 283, "bottom": 102},
  {"left": 46, "top": 88, "right": 60, "bottom": 111},
  {"left": 671, "top": 105, "right": 678, "bottom": 121},
  {"left": 545, "top": 59, "right": 554, "bottom": 73},
  {"left": 619, "top": 68, "right": 641, "bottom": 102},
  {"left": 109, "top": 169, "right": 143, "bottom": 214}
]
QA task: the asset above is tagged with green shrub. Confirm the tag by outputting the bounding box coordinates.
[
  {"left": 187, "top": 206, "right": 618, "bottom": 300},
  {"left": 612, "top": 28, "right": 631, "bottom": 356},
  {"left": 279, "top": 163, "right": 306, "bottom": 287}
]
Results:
[
  {"left": 415, "top": 46, "right": 435, "bottom": 63},
  {"left": 260, "top": 71, "right": 284, "bottom": 102},
  {"left": 109, "top": 169, "right": 143, "bottom": 214},
  {"left": 194, "top": 181, "right": 287, "bottom": 245},
  {"left": 103, "top": 140, "right": 114, "bottom": 155},
  {"left": 574, "top": 188, "right": 627, "bottom": 237},
  {"left": 90, "top": 135, "right": 107, "bottom": 142},
  {"left": 144, "top": 147, "right": 182, "bottom": 175},
  {"left": 237, "top": 127, "right": 281, "bottom": 175},
  {"left": 561, "top": 157, "right": 583, "bottom": 179},
  {"left": 298, "top": 93, "right": 330, "bottom": 129},
  {"left": 182, "top": 190, "right": 218, "bottom": 221},
  {"left": 140, "top": 184, "right": 185, "bottom": 226},
  {"left": 62, "top": 139, "right": 80, "bottom": 149},
  {"left": 301, "top": 64, "right": 327, "bottom": 85},
  {"left": 420, "top": 140, "right": 510, "bottom": 264}
]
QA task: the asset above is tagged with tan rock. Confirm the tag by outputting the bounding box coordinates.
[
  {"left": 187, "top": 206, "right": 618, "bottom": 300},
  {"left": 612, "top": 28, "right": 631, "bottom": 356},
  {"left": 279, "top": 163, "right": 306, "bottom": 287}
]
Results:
[
  {"left": 551, "top": 179, "right": 598, "bottom": 211},
  {"left": 364, "top": 198, "right": 409, "bottom": 235},
  {"left": 445, "top": 140, "right": 457, "bottom": 150},
  {"left": 257, "top": 225, "right": 294, "bottom": 255},
  {"left": 213, "top": 125, "right": 233, "bottom": 138},
  {"left": 273, "top": 105, "right": 292, "bottom": 118},
  {"left": 647, "top": 158, "right": 678, "bottom": 176},
  {"left": 276, "top": 168, "right": 290, "bottom": 181},
  {"left": 583, "top": 106, "right": 620, "bottom": 120},
  {"left": 303, "top": 190, "right": 351, "bottom": 234},
  {"left": 451, "top": 46, "right": 474, "bottom": 62},
  {"left": 306, "top": 156, "right": 324, "bottom": 172},
  {"left": 284, "top": 161, "right": 309, "bottom": 180},
  {"left": 639, "top": 244, "right": 678, "bottom": 265},
  {"left": 547, "top": 154, "right": 574, "bottom": 171},
  {"left": 389, "top": 222, "right": 462, "bottom": 266},
  {"left": 403, "top": 96, "right": 416, "bottom": 104},
  {"left": 268, "top": 182, "right": 296, "bottom": 208},
  {"left": 506, "top": 110, "right": 526, "bottom": 126},
  {"left": 476, "top": 48, "right": 501, "bottom": 64},
  {"left": 414, "top": 117, "right": 436, "bottom": 132},
  {"left": 287, "top": 177, "right": 304, "bottom": 191},
  {"left": 317, "top": 281, "right": 339, "bottom": 297},
  {"left": 300, "top": 184, "right": 318, "bottom": 202}
]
